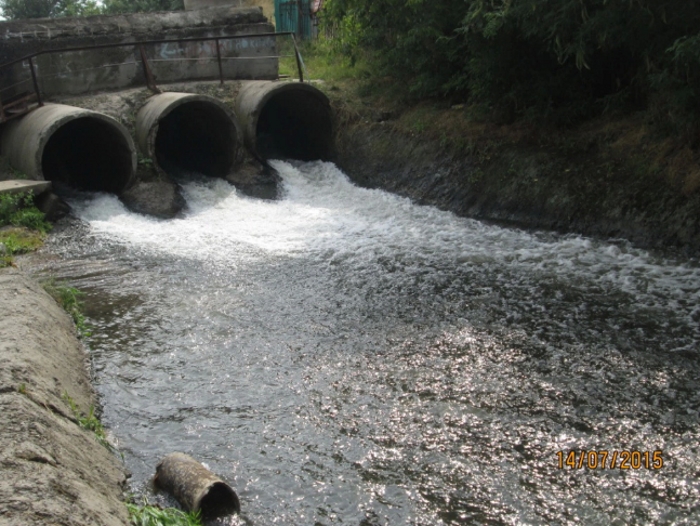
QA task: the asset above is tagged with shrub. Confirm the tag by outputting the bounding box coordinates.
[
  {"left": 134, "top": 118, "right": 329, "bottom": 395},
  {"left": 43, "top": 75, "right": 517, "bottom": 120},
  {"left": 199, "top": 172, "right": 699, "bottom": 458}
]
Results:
[{"left": 320, "top": 0, "right": 700, "bottom": 128}]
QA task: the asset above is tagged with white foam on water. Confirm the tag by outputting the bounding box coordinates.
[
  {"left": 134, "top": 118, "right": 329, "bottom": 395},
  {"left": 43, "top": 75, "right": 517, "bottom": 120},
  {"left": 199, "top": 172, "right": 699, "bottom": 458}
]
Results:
[{"left": 69, "top": 160, "right": 700, "bottom": 321}]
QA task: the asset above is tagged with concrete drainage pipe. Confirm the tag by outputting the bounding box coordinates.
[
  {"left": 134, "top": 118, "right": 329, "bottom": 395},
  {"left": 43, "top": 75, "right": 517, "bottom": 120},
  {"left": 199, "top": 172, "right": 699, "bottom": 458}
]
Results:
[
  {"left": 0, "top": 104, "right": 137, "bottom": 194},
  {"left": 235, "top": 81, "right": 333, "bottom": 162},
  {"left": 136, "top": 92, "right": 243, "bottom": 179}
]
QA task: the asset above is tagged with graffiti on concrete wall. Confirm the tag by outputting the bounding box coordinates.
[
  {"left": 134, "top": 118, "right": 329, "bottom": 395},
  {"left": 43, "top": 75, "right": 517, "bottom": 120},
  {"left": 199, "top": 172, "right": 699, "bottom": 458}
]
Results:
[
  {"left": 2, "top": 33, "right": 278, "bottom": 99},
  {"left": 156, "top": 36, "right": 276, "bottom": 62}
]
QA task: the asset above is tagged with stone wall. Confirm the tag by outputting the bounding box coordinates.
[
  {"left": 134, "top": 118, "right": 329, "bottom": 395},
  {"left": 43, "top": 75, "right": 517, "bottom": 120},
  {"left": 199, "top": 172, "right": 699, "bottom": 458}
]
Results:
[{"left": 0, "top": 6, "right": 277, "bottom": 99}]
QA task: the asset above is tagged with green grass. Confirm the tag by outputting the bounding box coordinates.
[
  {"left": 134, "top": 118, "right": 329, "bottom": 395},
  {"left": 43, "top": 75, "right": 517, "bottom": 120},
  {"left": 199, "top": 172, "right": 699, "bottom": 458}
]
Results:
[
  {"left": 0, "top": 192, "right": 51, "bottom": 233},
  {"left": 62, "top": 392, "right": 112, "bottom": 450},
  {"left": 0, "top": 191, "right": 51, "bottom": 267},
  {"left": 126, "top": 502, "right": 202, "bottom": 526},
  {"left": 277, "top": 38, "right": 304, "bottom": 80},
  {"left": 41, "top": 279, "right": 92, "bottom": 338},
  {"left": 278, "top": 37, "right": 366, "bottom": 84},
  {"left": 0, "top": 227, "right": 45, "bottom": 253},
  {"left": 0, "top": 227, "right": 46, "bottom": 268}
]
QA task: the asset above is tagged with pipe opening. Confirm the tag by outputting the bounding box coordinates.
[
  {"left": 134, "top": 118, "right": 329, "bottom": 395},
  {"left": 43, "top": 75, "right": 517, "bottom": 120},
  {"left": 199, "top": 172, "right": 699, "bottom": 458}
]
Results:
[
  {"left": 41, "top": 117, "right": 133, "bottom": 194},
  {"left": 155, "top": 101, "right": 237, "bottom": 178},
  {"left": 256, "top": 90, "right": 332, "bottom": 161},
  {"left": 199, "top": 482, "right": 241, "bottom": 518}
]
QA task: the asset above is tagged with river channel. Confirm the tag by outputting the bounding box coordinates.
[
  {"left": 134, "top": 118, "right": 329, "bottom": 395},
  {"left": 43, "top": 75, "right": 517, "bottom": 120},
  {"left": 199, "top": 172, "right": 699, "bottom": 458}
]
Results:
[{"left": 27, "top": 160, "right": 700, "bottom": 525}]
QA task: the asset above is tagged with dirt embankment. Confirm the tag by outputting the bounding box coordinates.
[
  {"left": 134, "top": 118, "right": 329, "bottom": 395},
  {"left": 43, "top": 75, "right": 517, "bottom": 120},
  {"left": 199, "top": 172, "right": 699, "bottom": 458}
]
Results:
[
  {"left": 332, "top": 104, "right": 700, "bottom": 256},
  {"left": 0, "top": 268, "right": 129, "bottom": 526}
]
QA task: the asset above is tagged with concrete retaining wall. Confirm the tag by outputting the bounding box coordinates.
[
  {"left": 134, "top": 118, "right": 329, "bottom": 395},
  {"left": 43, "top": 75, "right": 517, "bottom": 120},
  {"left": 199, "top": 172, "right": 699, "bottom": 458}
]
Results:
[
  {"left": 0, "top": 6, "right": 277, "bottom": 99},
  {"left": 0, "top": 269, "right": 129, "bottom": 525}
]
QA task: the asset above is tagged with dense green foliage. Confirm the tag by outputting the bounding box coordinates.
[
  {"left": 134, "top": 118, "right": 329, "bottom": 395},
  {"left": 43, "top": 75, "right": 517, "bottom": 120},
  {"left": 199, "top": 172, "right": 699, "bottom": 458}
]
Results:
[
  {"left": 322, "top": 0, "right": 700, "bottom": 128},
  {"left": 0, "top": 0, "right": 181, "bottom": 19},
  {"left": 102, "top": 0, "right": 183, "bottom": 15},
  {"left": 0, "top": 0, "right": 100, "bottom": 19}
]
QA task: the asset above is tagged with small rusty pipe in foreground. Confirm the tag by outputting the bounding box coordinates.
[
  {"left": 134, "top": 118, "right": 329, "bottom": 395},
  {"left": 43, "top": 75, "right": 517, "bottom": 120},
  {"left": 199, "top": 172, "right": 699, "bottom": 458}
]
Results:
[{"left": 155, "top": 452, "right": 240, "bottom": 518}]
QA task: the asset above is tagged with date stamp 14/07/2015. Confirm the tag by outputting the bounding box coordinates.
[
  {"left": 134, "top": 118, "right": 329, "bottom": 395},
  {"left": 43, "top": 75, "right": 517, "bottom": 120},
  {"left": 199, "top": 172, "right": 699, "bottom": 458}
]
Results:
[{"left": 556, "top": 450, "right": 664, "bottom": 470}]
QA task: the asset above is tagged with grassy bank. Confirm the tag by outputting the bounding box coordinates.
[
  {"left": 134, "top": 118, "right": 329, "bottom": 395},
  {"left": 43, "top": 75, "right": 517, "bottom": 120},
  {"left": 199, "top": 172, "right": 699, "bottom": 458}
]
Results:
[{"left": 0, "top": 191, "right": 52, "bottom": 267}]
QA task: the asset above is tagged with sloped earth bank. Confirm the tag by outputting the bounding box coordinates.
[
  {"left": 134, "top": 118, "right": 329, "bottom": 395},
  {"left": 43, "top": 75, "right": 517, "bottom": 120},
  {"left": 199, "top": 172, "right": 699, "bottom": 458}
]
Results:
[
  {"left": 333, "top": 115, "right": 700, "bottom": 256},
  {"left": 0, "top": 269, "right": 129, "bottom": 526}
]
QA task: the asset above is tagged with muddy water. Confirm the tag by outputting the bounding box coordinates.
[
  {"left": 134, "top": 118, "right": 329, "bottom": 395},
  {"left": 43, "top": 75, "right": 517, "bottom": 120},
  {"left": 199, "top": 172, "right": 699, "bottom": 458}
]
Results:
[{"left": 31, "top": 161, "right": 700, "bottom": 525}]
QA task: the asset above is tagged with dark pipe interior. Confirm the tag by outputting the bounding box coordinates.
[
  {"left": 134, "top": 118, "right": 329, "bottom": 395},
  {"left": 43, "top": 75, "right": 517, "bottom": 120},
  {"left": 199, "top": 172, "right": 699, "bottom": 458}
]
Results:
[
  {"left": 42, "top": 117, "right": 133, "bottom": 194},
  {"left": 155, "top": 102, "right": 237, "bottom": 178},
  {"left": 256, "top": 90, "right": 333, "bottom": 161},
  {"left": 200, "top": 482, "right": 241, "bottom": 518}
]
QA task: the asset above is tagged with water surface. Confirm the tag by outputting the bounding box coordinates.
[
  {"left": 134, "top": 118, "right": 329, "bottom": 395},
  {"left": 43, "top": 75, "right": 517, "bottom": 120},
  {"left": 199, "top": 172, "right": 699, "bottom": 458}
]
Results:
[{"left": 30, "top": 160, "right": 700, "bottom": 525}]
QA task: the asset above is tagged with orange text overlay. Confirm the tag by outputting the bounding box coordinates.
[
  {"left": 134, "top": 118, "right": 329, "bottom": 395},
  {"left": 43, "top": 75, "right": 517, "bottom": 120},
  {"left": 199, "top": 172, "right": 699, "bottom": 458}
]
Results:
[{"left": 556, "top": 450, "right": 664, "bottom": 470}]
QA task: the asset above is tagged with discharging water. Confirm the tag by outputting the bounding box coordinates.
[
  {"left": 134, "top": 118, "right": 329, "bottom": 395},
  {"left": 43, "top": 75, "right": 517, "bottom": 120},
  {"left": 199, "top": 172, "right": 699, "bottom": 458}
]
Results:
[{"left": 30, "top": 160, "right": 700, "bottom": 525}]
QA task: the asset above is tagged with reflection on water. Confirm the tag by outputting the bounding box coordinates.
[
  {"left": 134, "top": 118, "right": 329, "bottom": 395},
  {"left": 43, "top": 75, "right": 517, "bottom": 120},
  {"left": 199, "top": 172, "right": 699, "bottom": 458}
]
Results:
[{"left": 28, "top": 160, "right": 700, "bottom": 525}]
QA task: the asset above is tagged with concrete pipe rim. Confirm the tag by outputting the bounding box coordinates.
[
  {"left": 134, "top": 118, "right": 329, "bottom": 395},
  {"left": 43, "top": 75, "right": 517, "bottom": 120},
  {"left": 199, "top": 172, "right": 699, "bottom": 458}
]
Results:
[
  {"left": 137, "top": 92, "right": 243, "bottom": 180},
  {"left": 197, "top": 481, "right": 241, "bottom": 517},
  {"left": 0, "top": 103, "right": 137, "bottom": 194},
  {"left": 238, "top": 81, "right": 334, "bottom": 163},
  {"left": 41, "top": 113, "right": 137, "bottom": 194}
]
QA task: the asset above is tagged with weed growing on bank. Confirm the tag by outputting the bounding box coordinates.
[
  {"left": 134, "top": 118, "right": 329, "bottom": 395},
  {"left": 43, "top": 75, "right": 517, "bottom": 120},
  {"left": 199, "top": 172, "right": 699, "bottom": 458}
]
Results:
[
  {"left": 0, "top": 191, "right": 51, "bottom": 267},
  {"left": 62, "top": 392, "right": 112, "bottom": 450},
  {"left": 0, "top": 192, "right": 51, "bottom": 232},
  {"left": 126, "top": 501, "right": 202, "bottom": 526},
  {"left": 0, "top": 227, "right": 46, "bottom": 268},
  {"left": 0, "top": 227, "right": 46, "bottom": 250},
  {"left": 41, "top": 279, "right": 92, "bottom": 338}
]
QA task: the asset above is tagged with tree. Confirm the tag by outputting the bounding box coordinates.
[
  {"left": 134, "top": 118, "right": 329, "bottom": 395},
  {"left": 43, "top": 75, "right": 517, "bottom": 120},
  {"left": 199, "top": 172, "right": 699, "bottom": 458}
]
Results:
[
  {"left": 58, "top": 0, "right": 101, "bottom": 17},
  {"left": 101, "top": 0, "right": 184, "bottom": 14},
  {"left": 0, "top": 0, "right": 181, "bottom": 19},
  {"left": 321, "top": 0, "right": 700, "bottom": 127},
  {"left": 0, "top": 0, "right": 56, "bottom": 18},
  {"left": 0, "top": 0, "right": 101, "bottom": 19}
]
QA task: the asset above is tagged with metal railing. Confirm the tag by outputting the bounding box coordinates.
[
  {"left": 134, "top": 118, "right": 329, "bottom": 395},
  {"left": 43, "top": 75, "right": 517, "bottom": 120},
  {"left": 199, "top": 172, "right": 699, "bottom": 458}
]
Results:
[{"left": 0, "top": 31, "right": 306, "bottom": 123}]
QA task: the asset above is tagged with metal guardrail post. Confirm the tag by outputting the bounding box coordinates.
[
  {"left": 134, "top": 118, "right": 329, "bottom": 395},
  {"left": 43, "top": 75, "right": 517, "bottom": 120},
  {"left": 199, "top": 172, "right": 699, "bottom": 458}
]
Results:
[
  {"left": 28, "top": 57, "right": 43, "bottom": 107},
  {"left": 0, "top": 31, "right": 302, "bottom": 112},
  {"left": 139, "top": 45, "right": 162, "bottom": 94},
  {"left": 290, "top": 34, "right": 304, "bottom": 83},
  {"left": 215, "top": 38, "right": 224, "bottom": 86}
]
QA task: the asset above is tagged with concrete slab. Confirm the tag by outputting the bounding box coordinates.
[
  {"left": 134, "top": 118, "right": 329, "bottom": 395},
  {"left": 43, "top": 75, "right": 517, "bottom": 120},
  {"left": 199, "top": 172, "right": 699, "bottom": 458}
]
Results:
[{"left": 0, "top": 180, "right": 51, "bottom": 196}]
